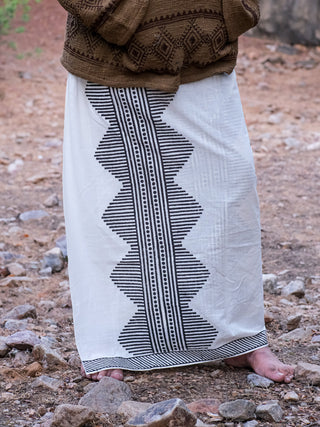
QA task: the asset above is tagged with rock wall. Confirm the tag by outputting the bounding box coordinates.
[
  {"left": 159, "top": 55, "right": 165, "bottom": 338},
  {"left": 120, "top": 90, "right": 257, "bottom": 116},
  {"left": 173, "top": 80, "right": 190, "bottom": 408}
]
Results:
[{"left": 250, "top": 0, "right": 320, "bottom": 45}]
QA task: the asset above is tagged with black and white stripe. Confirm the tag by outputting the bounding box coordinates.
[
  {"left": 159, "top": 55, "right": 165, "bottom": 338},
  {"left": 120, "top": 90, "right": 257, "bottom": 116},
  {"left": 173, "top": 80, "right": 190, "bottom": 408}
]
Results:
[
  {"left": 83, "top": 330, "right": 268, "bottom": 372},
  {"left": 85, "top": 83, "right": 217, "bottom": 360}
]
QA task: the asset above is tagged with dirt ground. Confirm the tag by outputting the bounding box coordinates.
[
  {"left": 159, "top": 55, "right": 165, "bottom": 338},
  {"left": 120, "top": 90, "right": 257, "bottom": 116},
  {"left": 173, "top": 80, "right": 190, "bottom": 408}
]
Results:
[{"left": 0, "top": 1, "right": 320, "bottom": 426}]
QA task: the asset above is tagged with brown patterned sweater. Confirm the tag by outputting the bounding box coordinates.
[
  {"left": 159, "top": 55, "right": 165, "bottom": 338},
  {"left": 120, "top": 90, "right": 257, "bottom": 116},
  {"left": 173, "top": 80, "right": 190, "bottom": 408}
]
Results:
[{"left": 58, "top": 0, "right": 260, "bottom": 91}]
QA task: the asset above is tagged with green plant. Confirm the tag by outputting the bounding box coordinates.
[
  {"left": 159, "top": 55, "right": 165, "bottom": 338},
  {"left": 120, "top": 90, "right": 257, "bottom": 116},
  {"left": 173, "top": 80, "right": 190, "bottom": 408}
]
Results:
[{"left": 0, "top": 0, "right": 41, "bottom": 34}]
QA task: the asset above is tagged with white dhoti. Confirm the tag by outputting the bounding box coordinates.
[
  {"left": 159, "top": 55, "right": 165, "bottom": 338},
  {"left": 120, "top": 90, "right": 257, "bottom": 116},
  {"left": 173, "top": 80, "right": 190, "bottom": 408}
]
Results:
[{"left": 63, "top": 71, "right": 267, "bottom": 374}]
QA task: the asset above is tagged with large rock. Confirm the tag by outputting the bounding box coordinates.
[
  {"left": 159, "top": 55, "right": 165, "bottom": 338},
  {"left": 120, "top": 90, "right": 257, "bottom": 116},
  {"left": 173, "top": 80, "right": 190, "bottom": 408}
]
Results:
[
  {"left": 4, "top": 319, "right": 29, "bottom": 331},
  {"left": 282, "top": 279, "right": 305, "bottom": 298},
  {"left": 32, "top": 375, "right": 64, "bottom": 392},
  {"left": 295, "top": 362, "right": 320, "bottom": 385},
  {"left": 278, "top": 326, "right": 316, "bottom": 342},
  {"left": 256, "top": 400, "right": 283, "bottom": 422},
  {"left": 33, "top": 343, "right": 68, "bottom": 369},
  {"left": 251, "top": 0, "right": 320, "bottom": 46},
  {"left": 117, "top": 400, "right": 152, "bottom": 419},
  {"left": 79, "top": 376, "right": 131, "bottom": 413},
  {"left": 51, "top": 404, "right": 95, "bottom": 427},
  {"left": 218, "top": 400, "right": 256, "bottom": 422},
  {"left": 127, "top": 398, "right": 197, "bottom": 427},
  {"left": 5, "top": 330, "right": 41, "bottom": 350},
  {"left": 3, "top": 304, "right": 36, "bottom": 321}
]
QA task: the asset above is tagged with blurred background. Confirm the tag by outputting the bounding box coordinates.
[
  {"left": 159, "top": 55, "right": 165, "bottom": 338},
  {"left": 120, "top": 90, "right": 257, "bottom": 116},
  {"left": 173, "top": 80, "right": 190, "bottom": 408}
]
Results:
[{"left": 0, "top": 1, "right": 320, "bottom": 426}]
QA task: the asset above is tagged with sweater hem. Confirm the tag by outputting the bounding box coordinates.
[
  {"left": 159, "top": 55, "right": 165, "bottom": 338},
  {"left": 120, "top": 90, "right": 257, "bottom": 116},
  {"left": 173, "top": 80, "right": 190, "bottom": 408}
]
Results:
[{"left": 61, "top": 54, "right": 237, "bottom": 92}]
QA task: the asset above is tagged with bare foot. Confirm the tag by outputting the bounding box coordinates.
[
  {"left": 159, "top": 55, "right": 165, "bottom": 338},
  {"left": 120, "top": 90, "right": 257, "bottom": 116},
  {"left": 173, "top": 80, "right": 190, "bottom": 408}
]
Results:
[
  {"left": 81, "top": 365, "right": 123, "bottom": 381},
  {"left": 225, "top": 346, "right": 294, "bottom": 383}
]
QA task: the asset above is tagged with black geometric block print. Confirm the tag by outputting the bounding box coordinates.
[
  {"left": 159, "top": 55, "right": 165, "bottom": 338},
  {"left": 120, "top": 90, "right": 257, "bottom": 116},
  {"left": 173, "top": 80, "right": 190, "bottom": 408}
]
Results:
[{"left": 85, "top": 83, "right": 217, "bottom": 356}]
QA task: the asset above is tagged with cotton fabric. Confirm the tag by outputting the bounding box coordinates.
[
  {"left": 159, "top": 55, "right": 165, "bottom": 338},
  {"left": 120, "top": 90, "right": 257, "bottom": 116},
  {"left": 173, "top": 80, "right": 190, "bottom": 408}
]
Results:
[{"left": 63, "top": 71, "right": 267, "bottom": 374}]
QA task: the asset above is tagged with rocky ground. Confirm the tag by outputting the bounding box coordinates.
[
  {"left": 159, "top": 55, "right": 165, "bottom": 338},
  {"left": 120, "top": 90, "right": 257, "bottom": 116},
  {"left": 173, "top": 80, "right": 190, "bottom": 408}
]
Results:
[{"left": 0, "top": 1, "right": 320, "bottom": 426}]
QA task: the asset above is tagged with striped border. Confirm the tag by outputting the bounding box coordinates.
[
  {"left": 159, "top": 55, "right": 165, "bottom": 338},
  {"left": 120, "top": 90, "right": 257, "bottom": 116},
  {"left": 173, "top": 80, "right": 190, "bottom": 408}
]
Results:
[{"left": 83, "top": 330, "right": 267, "bottom": 373}]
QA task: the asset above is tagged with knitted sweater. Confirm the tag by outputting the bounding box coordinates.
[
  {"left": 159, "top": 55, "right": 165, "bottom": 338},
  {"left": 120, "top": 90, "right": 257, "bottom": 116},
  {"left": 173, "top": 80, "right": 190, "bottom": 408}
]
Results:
[{"left": 58, "top": 0, "right": 260, "bottom": 91}]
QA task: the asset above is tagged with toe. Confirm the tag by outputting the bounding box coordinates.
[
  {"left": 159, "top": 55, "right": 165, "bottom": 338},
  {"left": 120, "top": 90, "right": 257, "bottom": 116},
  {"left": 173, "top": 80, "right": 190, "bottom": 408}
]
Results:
[
  {"left": 110, "top": 369, "right": 124, "bottom": 381},
  {"left": 97, "top": 370, "right": 109, "bottom": 380}
]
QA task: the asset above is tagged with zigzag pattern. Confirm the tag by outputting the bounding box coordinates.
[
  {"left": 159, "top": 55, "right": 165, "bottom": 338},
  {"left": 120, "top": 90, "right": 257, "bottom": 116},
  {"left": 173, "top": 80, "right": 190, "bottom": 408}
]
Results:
[{"left": 86, "top": 83, "right": 217, "bottom": 356}]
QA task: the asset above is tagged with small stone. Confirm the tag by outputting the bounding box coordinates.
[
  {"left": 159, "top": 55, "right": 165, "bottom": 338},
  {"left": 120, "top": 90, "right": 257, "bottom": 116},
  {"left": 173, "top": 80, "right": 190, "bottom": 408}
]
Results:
[
  {"left": 19, "top": 210, "right": 49, "bottom": 221},
  {"left": 39, "top": 267, "right": 53, "bottom": 276},
  {"left": 262, "top": 274, "right": 280, "bottom": 294},
  {"left": 283, "top": 137, "right": 301, "bottom": 148},
  {"left": 264, "top": 310, "right": 275, "bottom": 324},
  {"left": 312, "top": 335, "right": 320, "bottom": 343},
  {"left": 3, "top": 304, "right": 36, "bottom": 321},
  {"left": 33, "top": 411, "right": 54, "bottom": 427},
  {"left": 117, "top": 400, "right": 152, "bottom": 419},
  {"left": 0, "top": 337, "right": 10, "bottom": 357},
  {"left": 0, "top": 251, "right": 23, "bottom": 262},
  {"left": 68, "top": 352, "right": 81, "bottom": 369},
  {"left": 7, "top": 159, "right": 24, "bottom": 173},
  {"left": 279, "top": 326, "right": 316, "bottom": 342},
  {"left": 218, "top": 400, "right": 256, "bottom": 422},
  {"left": 6, "top": 262, "right": 26, "bottom": 276},
  {"left": 79, "top": 376, "right": 131, "bottom": 414},
  {"left": 55, "top": 235, "right": 67, "bottom": 257},
  {"left": 26, "top": 173, "right": 48, "bottom": 184},
  {"left": 282, "top": 279, "right": 305, "bottom": 298},
  {"left": 0, "top": 276, "right": 32, "bottom": 287},
  {"left": 196, "top": 420, "right": 212, "bottom": 427},
  {"left": 4, "top": 319, "right": 29, "bottom": 331},
  {"left": 284, "top": 391, "right": 299, "bottom": 402},
  {"left": 24, "top": 361, "right": 43, "bottom": 377},
  {"left": 32, "top": 375, "right": 63, "bottom": 391},
  {"left": 51, "top": 404, "right": 95, "bottom": 427},
  {"left": 187, "top": 398, "right": 221, "bottom": 414},
  {"left": 5, "top": 330, "right": 41, "bottom": 350},
  {"left": 268, "top": 112, "right": 283, "bottom": 125},
  {"left": 256, "top": 400, "right": 283, "bottom": 422},
  {"left": 45, "top": 138, "right": 62, "bottom": 148},
  {"left": 57, "top": 292, "right": 72, "bottom": 308},
  {"left": 44, "top": 194, "right": 59, "bottom": 208},
  {"left": 306, "top": 141, "right": 320, "bottom": 151},
  {"left": 13, "top": 350, "right": 32, "bottom": 367},
  {"left": 0, "top": 392, "right": 15, "bottom": 402},
  {"left": 34, "top": 235, "right": 50, "bottom": 246},
  {"left": 295, "top": 361, "right": 320, "bottom": 385},
  {"left": 247, "top": 373, "right": 274, "bottom": 388},
  {"left": 33, "top": 343, "right": 68, "bottom": 369},
  {"left": 243, "top": 421, "right": 259, "bottom": 427},
  {"left": 206, "top": 413, "right": 223, "bottom": 422},
  {"left": 42, "top": 247, "right": 65, "bottom": 273},
  {"left": 39, "top": 300, "right": 56, "bottom": 311},
  {"left": 286, "top": 314, "right": 302, "bottom": 331},
  {"left": 127, "top": 398, "right": 197, "bottom": 427},
  {"left": 0, "top": 266, "right": 10, "bottom": 277}
]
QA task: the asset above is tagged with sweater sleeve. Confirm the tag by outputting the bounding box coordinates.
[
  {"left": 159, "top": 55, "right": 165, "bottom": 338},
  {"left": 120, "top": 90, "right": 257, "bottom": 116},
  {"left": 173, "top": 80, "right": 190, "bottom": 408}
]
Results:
[
  {"left": 57, "top": 0, "right": 149, "bottom": 45},
  {"left": 222, "top": 0, "right": 260, "bottom": 42}
]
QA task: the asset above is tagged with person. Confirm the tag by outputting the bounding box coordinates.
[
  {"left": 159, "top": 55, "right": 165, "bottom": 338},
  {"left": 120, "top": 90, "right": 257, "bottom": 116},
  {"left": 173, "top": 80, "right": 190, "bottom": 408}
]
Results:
[{"left": 57, "top": 0, "right": 294, "bottom": 383}]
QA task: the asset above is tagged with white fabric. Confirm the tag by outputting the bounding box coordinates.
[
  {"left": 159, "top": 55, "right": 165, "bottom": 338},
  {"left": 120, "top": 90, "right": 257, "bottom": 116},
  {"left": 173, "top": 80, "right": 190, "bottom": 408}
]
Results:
[{"left": 63, "top": 71, "right": 267, "bottom": 374}]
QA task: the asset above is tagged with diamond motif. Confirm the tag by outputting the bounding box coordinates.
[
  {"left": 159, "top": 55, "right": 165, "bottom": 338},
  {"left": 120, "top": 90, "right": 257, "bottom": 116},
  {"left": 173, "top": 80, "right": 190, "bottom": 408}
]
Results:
[
  {"left": 127, "top": 41, "right": 146, "bottom": 67},
  {"left": 211, "top": 27, "right": 226, "bottom": 52},
  {"left": 183, "top": 24, "right": 203, "bottom": 54},
  {"left": 153, "top": 30, "right": 176, "bottom": 62}
]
